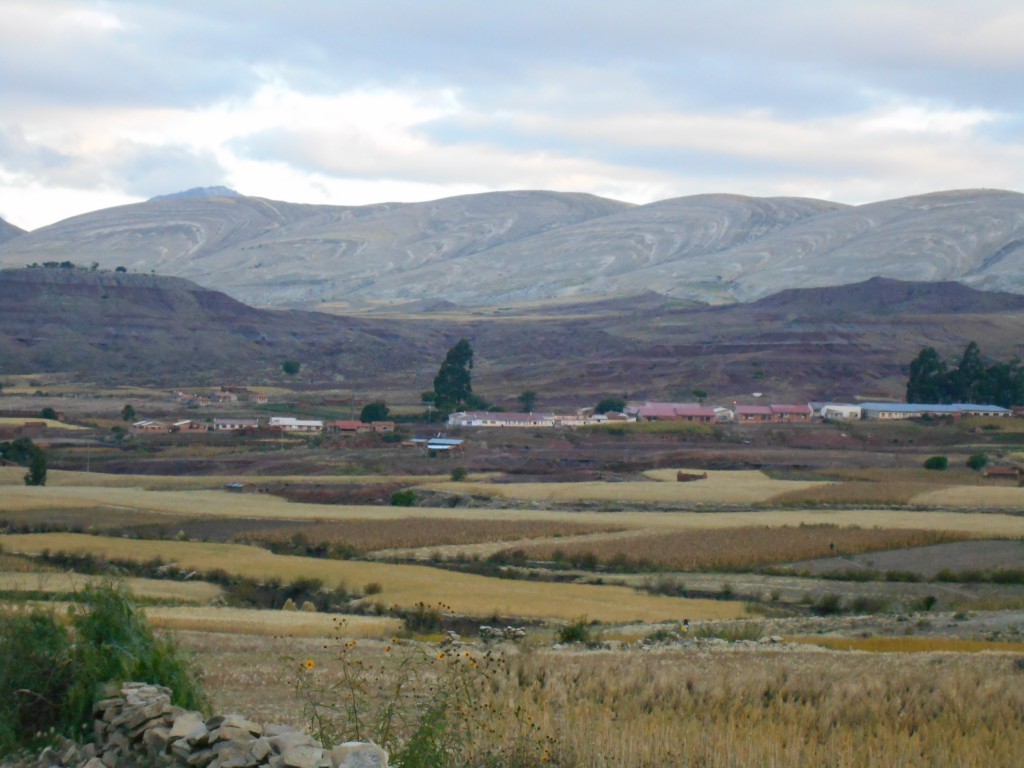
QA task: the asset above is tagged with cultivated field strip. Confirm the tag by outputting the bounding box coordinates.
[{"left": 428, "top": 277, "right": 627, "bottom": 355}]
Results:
[
  {"left": 0, "top": 467, "right": 471, "bottom": 490},
  {"left": 144, "top": 606, "right": 402, "bottom": 638},
  {"left": 429, "top": 469, "right": 829, "bottom": 505},
  {"left": 0, "top": 534, "right": 745, "bottom": 622},
  {"left": 510, "top": 526, "right": 972, "bottom": 571},
  {"left": 4, "top": 483, "right": 1024, "bottom": 535},
  {"left": 239, "top": 518, "right": 624, "bottom": 552},
  {"left": 0, "top": 572, "right": 223, "bottom": 603}
]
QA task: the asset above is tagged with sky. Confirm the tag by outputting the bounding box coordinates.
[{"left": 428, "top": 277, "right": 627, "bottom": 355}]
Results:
[{"left": 1, "top": 1, "right": 1023, "bottom": 230}]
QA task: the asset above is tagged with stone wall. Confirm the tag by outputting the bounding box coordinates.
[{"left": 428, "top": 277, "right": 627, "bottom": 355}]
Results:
[{"left": 7, "top": 683, "right": 386, "bottom": 768}]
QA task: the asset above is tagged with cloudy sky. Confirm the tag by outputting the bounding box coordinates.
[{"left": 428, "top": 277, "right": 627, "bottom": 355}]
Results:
[{"left": 1, "top": 1, "right": 1022, "bottom": 230}]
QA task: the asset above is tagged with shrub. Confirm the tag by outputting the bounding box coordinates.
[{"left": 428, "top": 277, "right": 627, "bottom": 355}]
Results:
[
  {"left": 390, "top": 490, "right": 417, "bottom": 507},
  {"left": 556, "top": 616, "right": 594, "bottom": 645},
  {"left": 923, "top": 455, "right": 949, "bottom": 470},
  {"left": 966, "top": 452, "right": 988, "bottom": 471},
  {"left": 0, "top": 583, "right": 205, "bottom": 755},
  {"left": 449, "top": 466, "right": 468, "bottom": 482}
]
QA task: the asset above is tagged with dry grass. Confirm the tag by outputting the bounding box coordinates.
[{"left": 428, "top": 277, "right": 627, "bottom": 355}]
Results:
[
  {"left": 516, "top": 525, "right": 972, "bottom": 571},
  {"left": 772, "top": 482, "right": 942, "bottom": 506},
  {"left": 433, "top": 469, "right": 828, "bottom": 505},
  {"left": 0, "top": 552, "right": 55, "bottom": 572},
  {"left": 241, "top": 518, "right": 623, "bottom": 553},
  {"left": 912, "top": 486, "right": 1024, "bottom": 509},
  {"left": 0, "top": 534, "right": 745, "bottom": 622},
  {"left": 145, "top": 607, "right": 401, "bottom": 638},
  {"left": 4, "top": 481, "right": 1024, "bottom": 538},
  {"left": 0, "top": 417, "right": 86, "bottom": 430},
  {"left": 0, "top": 572, "right": 223, "bottom": 603},
  {"left": 187, "top": 633, "right": 1024, "bottom": 767},
  {"left": 0, "top": 467, "right": 475, "bottom": 490},
  {"left": 788, "top": 636, "right": 1024, "bottom": 653}
]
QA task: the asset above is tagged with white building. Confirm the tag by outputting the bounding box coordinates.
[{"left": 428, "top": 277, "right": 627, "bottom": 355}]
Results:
[{"left": 268, "top": 416, "right": 324, "bottom": 432}]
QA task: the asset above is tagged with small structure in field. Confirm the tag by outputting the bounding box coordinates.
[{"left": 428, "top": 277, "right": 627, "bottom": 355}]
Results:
[{"left": 676, "top": 471, "right": 709, "bottom": 482}]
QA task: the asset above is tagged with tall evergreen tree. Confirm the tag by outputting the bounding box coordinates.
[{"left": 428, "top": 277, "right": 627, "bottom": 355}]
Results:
[
  {"left": 906, "top": 347, "right": 949, "bottom": 403},
  {"left": 432, "top": 339, "right": 474, "bottom": 412}
]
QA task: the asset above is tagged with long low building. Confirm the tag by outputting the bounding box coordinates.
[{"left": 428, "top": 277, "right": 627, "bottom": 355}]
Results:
[{"left": 859, "top": 403, "right": 1013, "bottom": 420}]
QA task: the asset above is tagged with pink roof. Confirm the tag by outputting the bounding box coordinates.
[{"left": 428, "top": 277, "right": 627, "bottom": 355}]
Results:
[
  {"left": 770, "top": 404, "right": 811, "bottom": 414},
  {"left": 736, "top": 405, "right": 773, "bottom": 415},
  {"left": 672, "top": 406, "right": 717, "bottom": 418},
  {"left": 636, "top": 405, "right": 682, "bottom": 419}
]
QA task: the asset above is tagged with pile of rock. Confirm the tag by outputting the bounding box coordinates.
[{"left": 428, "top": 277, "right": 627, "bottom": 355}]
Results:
[
  {"left": 3, "top": 683, "right": 387, "bottom": 768},
  {"left": 478, "top": 625, "right": 526, "bottom": 643}
]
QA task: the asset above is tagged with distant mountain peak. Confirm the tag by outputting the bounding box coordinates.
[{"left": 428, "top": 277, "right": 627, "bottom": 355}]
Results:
[{"left": 148, "top": 186, "right": 241, "bottom": 202}]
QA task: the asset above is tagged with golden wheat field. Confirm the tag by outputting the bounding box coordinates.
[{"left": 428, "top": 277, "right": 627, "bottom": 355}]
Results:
[
  {"left": 0, "top": 467, "right": 474, "bottom": 490},
  {"left": 144, "top": 606, "right": 401, "bottom": 638},
  {"left": 239, "top": 518, "right": 624, "bottom": 552},
  {"left": 186, "top": 632, "right": 1024, "bottom": 768},
  {"left": 0, "top": 572, "right": 223, "bottom": 603},
  {"left": 0, "top": 417, "right": 86, "bottom": 430},
  {"left": 912, "top": 485, "right": 1024, "bottom": 508},
  {"left": 514, "top": 525, "right": 972, "bottom": 571},
  {"left": 431, "top": 469, "right": 828, "bottom": 504},
  {"left": 0, "top": 534, "right": 745, "bottom": 622},
  {"left": 5, "top": 479, "right": 1024, "bottom": 538}
]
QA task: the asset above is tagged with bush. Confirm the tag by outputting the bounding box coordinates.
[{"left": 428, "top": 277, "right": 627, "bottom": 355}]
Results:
[
  {"left": 923, "top": 455, "right": 949, "bottom": 470},
  {"left": 966, "top": 452, "right": 988, "bottom": 471},
  {"left": 390, "top": 490, "right": 417, "bottom": 507},
  {"left": 449, "top": 466, "right": 468, "bottom": 482},
  {"left": 0, "top": 583, "right": 206, "bottom": 755},
  {"left": 556, "top": 616, "right": 594, "bottom": 645}
]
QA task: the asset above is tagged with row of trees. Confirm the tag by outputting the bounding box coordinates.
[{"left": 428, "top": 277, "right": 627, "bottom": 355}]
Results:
[{"left": 906, "top": 342, "right": 1024, "bottom": 408}]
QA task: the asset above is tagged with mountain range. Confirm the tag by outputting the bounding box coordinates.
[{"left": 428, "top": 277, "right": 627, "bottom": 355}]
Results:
[
  {"left": 1, "top": 188, "right": 1023, "bottom": 309},
  {"left": 3, "top": 268, "right": 1023, "bottom": 403}
]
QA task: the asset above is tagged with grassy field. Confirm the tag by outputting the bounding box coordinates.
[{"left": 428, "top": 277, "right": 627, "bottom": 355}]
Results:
[
  {"left": 0, "top": 467, "right": 470, "bottom": 490},
  {"left": 0, "top": 572, "right": 223, "bottom": 603},
  {"left": 0, "top": 533, "right": 745, "bottom": 622},
  {"left": 0, "top": 417, "right": 87, "bottom": 430},
  {"left": 514, "top": 526, "right": 972, "bottom": 571},
  {"left": 5, "top": 481, "right": 1024, "bottom": 537},
  {"left": 913, "top": 485, "right": 1024, "bottom": 508},
  {"left": 431, "top": 469, "right": 830, "bottom": 505},
  {"left": 187, "top": 632, "right": 1024, "bottom": 767},
  {"left": 145, "top": 606, "right": 401, "bottom": 638}
]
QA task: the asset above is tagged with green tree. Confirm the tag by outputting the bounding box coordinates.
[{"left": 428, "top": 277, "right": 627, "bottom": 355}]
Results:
[
  {"left": 923, "top": 456, "right": 949, "bottom": 471},
  {"left": 595, "top": 397, "right": 626, "bottom": 414},
  {"left": 120, "top": 404, "right": 136, "bottom": 422},
  {"left": 360, "top": 401, "right": 390, "bottom": 423},
  {"left": 24, "top": 451, "right": 46, "bottom": 486},
  {"left": 948, "top": 341, "right": 985, "bottom": 402},
  {"left": 39, "top": 407, "right": 58, "bottom": 421},
  {"left": 432, "top": 339, "right": 474, "bottom": 412},
  {"left": 906, "top": 347, "right": 949, "bottom": 403},
  {"left": 282, "top": 359, "right": 301, "bottom": 376},
  {"left": 516, "top": 390, "right": 538, "bottom": 412},
  {"left": 692, "top": 388, "right": 708, "bottom": 404}
]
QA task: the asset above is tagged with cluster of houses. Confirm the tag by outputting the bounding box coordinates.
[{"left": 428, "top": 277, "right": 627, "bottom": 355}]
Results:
[
  {"left": 446, "top": 400, "right": 1016, "bottom": 429},
  {"left": 169, "top": 386, "right": 268, "bottom": 408},
  {"left": 131, "top": 416, "right": 396, "bottom": 435}
]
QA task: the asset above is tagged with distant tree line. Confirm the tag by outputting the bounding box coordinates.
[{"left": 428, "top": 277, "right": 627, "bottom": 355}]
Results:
[{"left": 906, "top": 341, "right": 1024, "bottom": 407}]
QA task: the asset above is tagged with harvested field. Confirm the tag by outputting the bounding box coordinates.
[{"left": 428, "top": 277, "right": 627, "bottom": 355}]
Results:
[
  {"left": 772, "top": 481, "right": 944, "bottom": 506},
  {"left": 0, "top": 572, "right": 223, "bottom": 603},
  {"left": 0, "top": 533, "right": 745, "bottom": 622},
  {"left": 913, "top": 485, "right": 1024, "bottom": 509},
  {"left": 513, "top": 526, "right": 972, "bottom": 571},
  {"left": 788, "top": 636, "right": 1024, "bottom": 653},
  {"left": 145, "top": 606, "right": 401, "bottom": 638},
  {"left": 4, "top": 483, "right": 1024, "bottom": 538},
  {"left": 240, "top": 518, "right": 624, "bottom": 553},
  {"left": 0, "top": 467, "right": 468, "bottom": 490},
  {"left": 433, "top": 469, "right": 829, "bottom": 505},
  {"left": 0, "top": 417, "right": 86, "bottom": 430},
  {"left": 787, "top": 539, "right": 1024, "bottom": 578}
]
